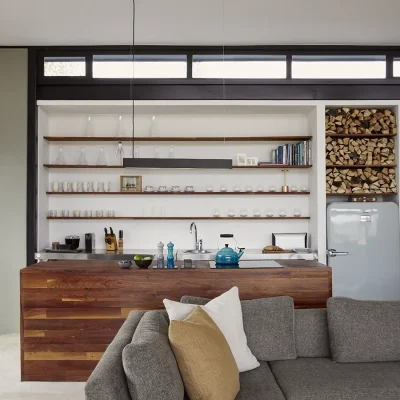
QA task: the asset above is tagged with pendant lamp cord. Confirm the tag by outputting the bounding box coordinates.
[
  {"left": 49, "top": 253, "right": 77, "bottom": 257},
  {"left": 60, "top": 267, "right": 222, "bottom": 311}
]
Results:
[{"left": 131, "top": 0, "right": 136, "bottom": 158}]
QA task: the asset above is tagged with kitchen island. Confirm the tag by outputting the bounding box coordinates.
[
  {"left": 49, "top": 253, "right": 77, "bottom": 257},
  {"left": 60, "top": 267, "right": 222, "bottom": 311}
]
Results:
[{"left": 20, "top": 259, "right": 331, "bottom": 382}]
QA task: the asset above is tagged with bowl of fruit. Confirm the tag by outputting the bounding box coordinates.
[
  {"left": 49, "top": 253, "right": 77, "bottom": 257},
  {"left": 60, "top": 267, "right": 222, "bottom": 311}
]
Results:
[{"left": 133, "top": 254, "right": 154, "bottom": 269}]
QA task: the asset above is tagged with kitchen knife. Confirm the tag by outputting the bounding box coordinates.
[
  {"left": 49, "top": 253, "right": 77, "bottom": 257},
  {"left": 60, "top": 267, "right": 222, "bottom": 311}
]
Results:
[{"left": 110, "top": 227, "right": 114, "bottom": 236}]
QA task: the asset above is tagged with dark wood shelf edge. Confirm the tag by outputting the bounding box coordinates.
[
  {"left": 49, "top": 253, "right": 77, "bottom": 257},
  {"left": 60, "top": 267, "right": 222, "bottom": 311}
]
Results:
[
  {"left": 46, "top": 191, "right": 311, "bottom": 195},
  {"left": 47, "top": 217, "right": 311, "bottom": 220},
  {"left": 326, "top": 134, "right": 397, "bottom": 138},
  {"left": 326, "top": 193, "right": 397, "bottom": 196},
  {"left": 326, "top": 164, "right": 397, "bottom": 169},
  {"left": 43, "top": 136, "right": 313, "bottom": 142},
  {"left": 43, "top": 164, "right": 313, "bottom": 169}
]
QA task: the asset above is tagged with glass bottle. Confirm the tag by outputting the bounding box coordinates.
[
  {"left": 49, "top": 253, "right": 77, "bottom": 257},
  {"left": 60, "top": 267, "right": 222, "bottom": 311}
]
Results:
[
  {"left": 115, "top": 115, "right": 124, "bottom": 137},
  {"left": 85, "top": 116, "right": 94, "bottom": 137},
  {"left": 150, "top": 115, "right": 157, "bottom": 137},
  {"left": 115, "top": 142, "right": 124, "bottom": 166},
  {"left": 77, "top": 147, "right": 88, "bottom": 165},
  {"left": 96, "top": 147, "right": 107, "bottom": 166},
  {"left": 168, "top": 146, "right": 174, "bottom": 159},
  {"left": 167, "top": 242, "right": 175, "bottom": 269},
  {"left": 55, "top": 147, "right": 66, "bottom": 165},
  {"left": 157, "top": 242, "right": 165, "bottom": 269}
]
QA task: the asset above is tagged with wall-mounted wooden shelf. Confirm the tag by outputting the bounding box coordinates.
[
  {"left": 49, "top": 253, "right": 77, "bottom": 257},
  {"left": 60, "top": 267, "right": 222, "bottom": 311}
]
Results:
[
  {"left": 326, "top": 192, "right": 397, "bottom": 196},
  {"left": 43, "top": 164, "right": 313, "bottom": 169},
  {"left": 44, "top": 135, "right": 313, "bottom": 142},
  {"left": 47, "top": 216, "right": 310, "bottom": 221},
  {"left": 326, "top": 164, "right": 396, "bottom": 169},
  {"left": 326, "top": 134, "right": 397, "bottom": 139},
  {"left": 46, "top": 191, "right": 311, "bottom": 196}
]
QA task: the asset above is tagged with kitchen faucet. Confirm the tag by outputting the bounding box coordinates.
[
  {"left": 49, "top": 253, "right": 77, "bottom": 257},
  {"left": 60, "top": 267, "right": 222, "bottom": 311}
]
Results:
[{"left": 189, "top": 222, "right": 203, "bottom": 251}]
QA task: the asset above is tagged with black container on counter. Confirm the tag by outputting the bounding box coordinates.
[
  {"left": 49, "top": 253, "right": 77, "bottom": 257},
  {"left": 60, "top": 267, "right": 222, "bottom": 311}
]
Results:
[
  {"left": 85, "top": 233, "right": 95, "bottom": 252},
  {"left": 65, "top": 237, "right": 80, "bottom": 250}
]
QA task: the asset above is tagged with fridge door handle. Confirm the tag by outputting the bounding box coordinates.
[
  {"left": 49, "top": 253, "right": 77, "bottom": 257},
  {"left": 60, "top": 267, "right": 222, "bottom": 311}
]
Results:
[{"left": 327, "top": 249, "right": 349, "bottom": 257}]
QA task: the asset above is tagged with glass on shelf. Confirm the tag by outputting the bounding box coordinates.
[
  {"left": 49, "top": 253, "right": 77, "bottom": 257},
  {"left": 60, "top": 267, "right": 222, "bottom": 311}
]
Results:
[
  {"left": 115, "top": 142, "right": 124, "bottom": 166},
  {"left": 213, "top": 209, "right": 221, "bottom": 218},
  {"left": 77, "top": 147, "right": 88, "bottom": 165},
  {"left": 85, "top": 116, "right": 94, "bottom": 137},
  {"left": 115, "top": 115, "right": 124, "bottom": 137},
  {"left": 150, "top": 115, "right": 158, "bottom": 137},
  {"left": 154, "top": 147, "right": 160, "bottom": 158},
  {"left": 240, "top": 209, "right": 248, "bottom": 217},
  {"left": 55, "top": 147, "right": 66, "bottom": 165},
  {"left": 253, "top": 208, "right": 261, "bottom": 217},
  {"left": 96, "top": 147, "right": 107, "bottom": 166},
  {"left": 278, "top": 209, "right": 287, "bottom": 217},
  {"left": 266, "top": 209, "right": 274, "bottom": 217},
  {"left": 168, "top": 146, "right": 174, "bottom": 159},
  {"left": 293, "top": 209, "right": 302, "bottom": 217},
  {"left": 133, "top": 146, "right": 139, "bottom": 159}
]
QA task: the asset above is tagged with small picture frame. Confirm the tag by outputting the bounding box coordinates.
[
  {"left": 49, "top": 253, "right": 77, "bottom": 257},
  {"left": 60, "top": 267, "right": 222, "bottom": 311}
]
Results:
[
  {"left": 120, "top": 176, "right": 142, "bottom": 192},
  {"left": 237, "top": 153, "right": 247, "bottom": 166},
  {"left": 246, "top": 157, "right": 259, "bottom": 166}
]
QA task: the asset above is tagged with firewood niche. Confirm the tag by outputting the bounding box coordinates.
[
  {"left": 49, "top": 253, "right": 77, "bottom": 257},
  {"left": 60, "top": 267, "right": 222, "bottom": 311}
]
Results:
[{"left": 326, "top": 107, "right": 397, "bottom": 195}]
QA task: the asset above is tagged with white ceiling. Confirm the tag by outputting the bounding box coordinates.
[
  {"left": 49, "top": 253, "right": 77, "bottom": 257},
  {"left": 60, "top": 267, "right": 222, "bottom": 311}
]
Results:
[{"left": 0, "top": 0, "right": 400, "bottom": 46}]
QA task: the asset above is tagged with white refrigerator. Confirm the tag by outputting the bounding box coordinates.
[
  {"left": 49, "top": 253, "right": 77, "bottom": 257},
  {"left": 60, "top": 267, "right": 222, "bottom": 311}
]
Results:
[{"left": 327, "top": 202, "right": 400, "bottom": 300}]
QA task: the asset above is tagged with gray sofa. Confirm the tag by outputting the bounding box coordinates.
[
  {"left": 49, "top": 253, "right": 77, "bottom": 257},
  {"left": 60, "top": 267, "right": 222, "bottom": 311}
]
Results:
[{"left": 85, "top": 297, "right": 400, "bottom": 400}]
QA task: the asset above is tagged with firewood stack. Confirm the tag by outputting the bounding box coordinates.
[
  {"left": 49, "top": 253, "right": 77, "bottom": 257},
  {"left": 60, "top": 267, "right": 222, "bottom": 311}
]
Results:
[
  {"left": 326, "top": 137, "right": 395, "bottom": 166},
  {"left": 326, "top": 108, "right": 397, "bottom": 136},
  {"left": 326, "top": 167, "right": 397, "bottom": 194},
  {"left": 326, "top": 108, "right": 397, "bottom": 195}
]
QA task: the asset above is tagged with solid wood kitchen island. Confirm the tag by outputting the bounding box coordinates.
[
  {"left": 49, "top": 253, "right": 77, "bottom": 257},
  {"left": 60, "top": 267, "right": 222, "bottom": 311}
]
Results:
[{"left": 20, "top": 260, "right": 331, "bottom": 381}]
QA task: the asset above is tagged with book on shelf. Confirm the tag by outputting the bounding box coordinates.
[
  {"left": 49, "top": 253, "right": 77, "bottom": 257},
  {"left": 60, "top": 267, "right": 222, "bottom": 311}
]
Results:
[{"left": 266, "top": 140, "right": 311, "bottom": 166}]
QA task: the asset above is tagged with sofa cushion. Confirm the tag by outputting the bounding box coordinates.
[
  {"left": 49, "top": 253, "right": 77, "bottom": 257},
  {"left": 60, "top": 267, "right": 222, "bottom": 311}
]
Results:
[
  {"left": 327, "top": 297, "right": 400, "bottom": 363},
  {"left": 167, "top": 287, "right": 260, "bottom": 372},
  {"left": 270, "top": 358, "right": 400, "bottom": 400},
  {"left": 236, "top": 361, "right": 286, "bottom": 400},
  {"left": 181, "top": 295, "right": 297, "bottom": 362},
  {"left": 122, "top": 311, "right": 184, "bottom": 400},
  {"left": 294, "top": 309, "right": 330, "bottom": 358},
  {"left": 241, "top": 296, "right": 297, "bottom": 361},
  {"left": 169, "top": 306, "right": 240, "bottom": 400}
]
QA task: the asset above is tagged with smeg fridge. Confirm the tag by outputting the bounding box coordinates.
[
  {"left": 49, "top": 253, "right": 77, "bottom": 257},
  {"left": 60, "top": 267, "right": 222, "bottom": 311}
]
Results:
[{"left": 327, "top": 202, "right": 400, "bottom": 300}]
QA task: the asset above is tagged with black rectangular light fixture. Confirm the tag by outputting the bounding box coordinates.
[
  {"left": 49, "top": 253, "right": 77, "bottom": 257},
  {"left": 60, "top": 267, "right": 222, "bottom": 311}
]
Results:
[{"left": 123, "top": 157, "right": 233, "bottom": 169}]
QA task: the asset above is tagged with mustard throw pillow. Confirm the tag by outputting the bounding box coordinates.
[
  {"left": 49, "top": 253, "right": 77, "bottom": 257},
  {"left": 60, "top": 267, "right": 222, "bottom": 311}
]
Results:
[{"left": 169, "top": 306, "right": 240, "bottom": 400}]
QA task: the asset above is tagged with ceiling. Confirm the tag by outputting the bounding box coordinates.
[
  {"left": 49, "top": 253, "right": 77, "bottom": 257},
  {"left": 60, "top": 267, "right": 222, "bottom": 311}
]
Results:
[{"left": 1, "top": 0, "right": 400, "bottom": 46}]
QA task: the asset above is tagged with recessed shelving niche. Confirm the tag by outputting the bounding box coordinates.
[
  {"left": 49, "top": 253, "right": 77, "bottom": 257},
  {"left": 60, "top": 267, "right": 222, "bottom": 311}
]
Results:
[
  {"left": 325, "top": 107, "right": 398, "bottom": 195},
  {"left": 36, "top": 100, "right": 330, "bottom": 255}
]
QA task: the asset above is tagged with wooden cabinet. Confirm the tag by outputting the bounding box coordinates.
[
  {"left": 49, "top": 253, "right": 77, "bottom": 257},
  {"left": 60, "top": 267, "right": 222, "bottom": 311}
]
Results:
[{"left": 21, "top": 260, "right": 331, "bottom": 382}]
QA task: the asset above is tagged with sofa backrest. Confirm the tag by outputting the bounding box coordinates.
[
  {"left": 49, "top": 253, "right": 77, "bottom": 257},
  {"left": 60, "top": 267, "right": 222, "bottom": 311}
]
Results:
[
  {"left": 181, "top": 295, "right": 331, "bottom": 359},
  {"left": 294, "top": 309, "right": 330, "bottom": 358}
]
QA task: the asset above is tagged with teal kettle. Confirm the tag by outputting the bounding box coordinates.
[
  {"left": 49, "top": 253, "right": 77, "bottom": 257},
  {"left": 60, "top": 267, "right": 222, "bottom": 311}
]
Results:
[{"left": 215, "top": 234, "right": 244, "bottom": 267}]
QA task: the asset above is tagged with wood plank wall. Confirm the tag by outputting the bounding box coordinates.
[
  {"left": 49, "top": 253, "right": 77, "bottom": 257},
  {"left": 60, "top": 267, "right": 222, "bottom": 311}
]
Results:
[{"left": 20, "top": 261, "right": 332, "bottom": 381}]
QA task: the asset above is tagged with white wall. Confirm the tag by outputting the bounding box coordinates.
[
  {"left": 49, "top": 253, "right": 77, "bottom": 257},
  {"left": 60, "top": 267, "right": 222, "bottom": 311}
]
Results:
[
  {"left": 0, "top": 49, "right": 27, "bottom": 334},
  {"left": 1, "top": 0, "right": 400, "bottom": 45}
]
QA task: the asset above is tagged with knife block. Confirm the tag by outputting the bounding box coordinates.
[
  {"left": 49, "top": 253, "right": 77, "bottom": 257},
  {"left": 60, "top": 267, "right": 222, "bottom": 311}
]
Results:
[{"left": 105, "top": 234, "right": 118, "bottom": 251}]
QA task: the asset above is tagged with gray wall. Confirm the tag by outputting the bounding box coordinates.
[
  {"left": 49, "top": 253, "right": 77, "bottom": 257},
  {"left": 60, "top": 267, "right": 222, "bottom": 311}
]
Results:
[{"left": 0, "top": 49, "right": 27, "bottom": 334}]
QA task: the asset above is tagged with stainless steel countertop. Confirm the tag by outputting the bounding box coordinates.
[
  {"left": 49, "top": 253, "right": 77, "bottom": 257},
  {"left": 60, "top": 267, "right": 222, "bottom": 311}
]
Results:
[{"left": 36, "top": 249, "right": 318, "bottom": 262}]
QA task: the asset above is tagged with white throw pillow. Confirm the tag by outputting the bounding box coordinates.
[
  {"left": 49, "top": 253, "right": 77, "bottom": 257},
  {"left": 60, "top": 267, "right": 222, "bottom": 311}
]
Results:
[{"left": 163, "top": 286, "right": 260, "bottom": 372}]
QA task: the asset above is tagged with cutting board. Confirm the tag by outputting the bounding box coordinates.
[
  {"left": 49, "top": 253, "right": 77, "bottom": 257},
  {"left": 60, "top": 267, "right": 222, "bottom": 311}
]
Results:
[{"left": 262, "top": 250, "right": 294, "bottom": 254}]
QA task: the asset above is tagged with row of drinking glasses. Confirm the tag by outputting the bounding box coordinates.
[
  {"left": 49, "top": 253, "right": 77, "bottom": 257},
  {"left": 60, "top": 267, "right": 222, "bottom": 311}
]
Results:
[
  {"left": 213, "top": 209, "right": 303, "bottom": 217},
  {"left": 49, "top": 210, "right": 116, "bottom": 218},
  {"left": 51, "top": 181, "right": 112, "bottom": 192}
]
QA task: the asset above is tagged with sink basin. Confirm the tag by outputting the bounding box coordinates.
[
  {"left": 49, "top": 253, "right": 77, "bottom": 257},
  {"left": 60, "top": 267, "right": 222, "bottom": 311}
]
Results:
[{"left": 184, "top": 249, "right": 212, "bottom": 254}]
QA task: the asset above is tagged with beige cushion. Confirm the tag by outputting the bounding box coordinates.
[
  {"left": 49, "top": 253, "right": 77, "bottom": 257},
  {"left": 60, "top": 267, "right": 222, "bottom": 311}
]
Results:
[{"left": 169, "top": 306, "right": 240, "bottom": 400}]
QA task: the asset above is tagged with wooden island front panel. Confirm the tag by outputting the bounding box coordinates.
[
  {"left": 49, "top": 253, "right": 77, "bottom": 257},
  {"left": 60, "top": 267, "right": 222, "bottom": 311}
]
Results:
[{"left": 20, "top": 260, "right": 331, "bottom": 381}]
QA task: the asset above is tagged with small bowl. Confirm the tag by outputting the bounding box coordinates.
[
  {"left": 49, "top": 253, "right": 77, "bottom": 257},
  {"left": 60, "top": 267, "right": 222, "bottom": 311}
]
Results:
[
  {"left": 134, "top": 255, "right": 154, "bottom": 269},
  {"left": 119, "top": 261, "right": 132, "bottom": 269}
]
